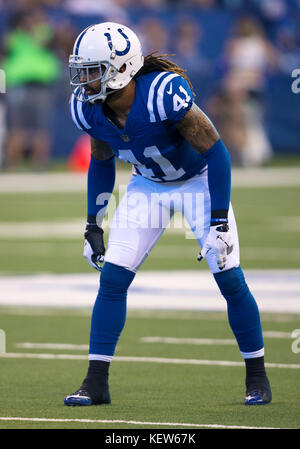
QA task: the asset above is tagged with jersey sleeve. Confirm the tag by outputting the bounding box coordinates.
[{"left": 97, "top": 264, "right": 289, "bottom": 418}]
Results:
[
  {"left": 150, "top": 73, "right": 194, "bottom": 124},
  {"left": 69, "top": 90, "right": 93, "bottom": 132}
]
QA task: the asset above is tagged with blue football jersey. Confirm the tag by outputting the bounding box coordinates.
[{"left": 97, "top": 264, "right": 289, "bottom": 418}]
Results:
[{"left": 70, "top": 71, "right": 207, "bottom": 182}]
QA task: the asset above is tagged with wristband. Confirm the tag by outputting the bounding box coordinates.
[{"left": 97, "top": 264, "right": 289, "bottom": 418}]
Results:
[{"left": 210, "top": 217, "right": 228, "bottom": 226}]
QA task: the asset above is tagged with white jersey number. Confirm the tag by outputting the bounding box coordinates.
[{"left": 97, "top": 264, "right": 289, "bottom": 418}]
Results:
[
  {"left": 173, "top": 85, "right": 191, "bottom": 112},
  {"left": 118, "top": 146, "right": 186, "bottom": 182}
]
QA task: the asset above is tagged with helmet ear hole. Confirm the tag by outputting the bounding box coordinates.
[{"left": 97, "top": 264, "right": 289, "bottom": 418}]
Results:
[{"left": 119, "top": 64, "right": 126, "bottom": 73}]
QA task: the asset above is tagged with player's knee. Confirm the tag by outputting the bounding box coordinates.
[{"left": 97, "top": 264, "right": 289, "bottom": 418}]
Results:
[
  {"left": 104, "top": 244, "right": 140, "bottom": 273},
  {"left": 99, "top": 262, "right": 135, "bottom": 298},
  {"left": 214, "top": 266, "right": 247, "bottom": 298}
]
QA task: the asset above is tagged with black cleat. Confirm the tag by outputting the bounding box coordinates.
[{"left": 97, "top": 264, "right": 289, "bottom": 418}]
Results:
[
  {"left": 64, "top": 360, "right": 111, "bottom": 406},
  {"left": 64, "top": 389, "right": 92, "bottom": 406},
  {"left": 244, "top": 376, "right": 272, "bottom": 405},
  {"left": 64, "top": 385, "right": 111, "bottom": 406}
]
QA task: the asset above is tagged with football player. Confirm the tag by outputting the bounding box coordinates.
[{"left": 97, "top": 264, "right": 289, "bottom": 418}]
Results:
[{"left": 64, "top": 23, "right": 272, "bottom": 406}]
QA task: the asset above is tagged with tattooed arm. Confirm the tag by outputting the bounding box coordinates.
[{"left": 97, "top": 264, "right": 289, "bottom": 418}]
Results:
[
  {"left": 176, "top": 103, "right": 231, "bottom": 224},
  {"left": 176, "top": 103, "right": 219, "bottom": 153}
]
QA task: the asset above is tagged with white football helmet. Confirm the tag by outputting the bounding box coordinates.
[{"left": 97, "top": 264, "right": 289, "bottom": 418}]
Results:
[{"left": 69, "top": 22, "right": 144, "bottom": 103}]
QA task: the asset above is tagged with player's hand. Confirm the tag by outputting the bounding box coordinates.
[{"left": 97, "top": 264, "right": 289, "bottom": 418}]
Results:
[
  {"left": 83, "top": 223, "right": 105, "bottom": 272},
  {"left": 197, "top": 223, "right": 233, "bottom": 270}
]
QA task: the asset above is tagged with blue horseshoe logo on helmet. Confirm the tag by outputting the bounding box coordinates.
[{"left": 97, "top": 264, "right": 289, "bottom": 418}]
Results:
[{"left": 104, "top": 28, "right": 131, "bottom": 56}]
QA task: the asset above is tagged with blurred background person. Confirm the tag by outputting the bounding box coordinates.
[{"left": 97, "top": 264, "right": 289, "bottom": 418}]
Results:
[
  {"left": 0, "top": 87, "right": 5, "bottom": 168},
  {"left": 137, "top": 16, "right": 169, "bottom": 54},
  {"left": 274, "top": 19, "right": 300, "bottom": 75},
  {"left": 63, "top": 0, "right": 130, "bottom": 27},
  {"left": 171, "top": 17, "right": 212, "bottom": 76},
  {"left": 2, "top": 6, "right": 60, "bottom": 170},
  {"left": 206, "top": 81, "right": 248, "bottom": 166},
  {"left": 51, "top": 18, "right": 77, "bottom": 112},
  {"left": 221, "top": 15, "right": 279, "bottom": 166},
  {"left": 0, "top": 0, "right": 299, "bottom": 171},
  {"left": 133, "top": 0, "right": 167, "bottom": 7}
]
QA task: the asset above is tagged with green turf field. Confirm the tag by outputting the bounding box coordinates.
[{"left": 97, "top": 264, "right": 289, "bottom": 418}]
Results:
[
  {"left": 0, "top": 169, "right": 299, "bottom": 430},
  {"left": 0, "top": 308, "right": 299, "bottom": 429},
  {"left": 0, "top": 181, "right": 299, "bottom": 273}
]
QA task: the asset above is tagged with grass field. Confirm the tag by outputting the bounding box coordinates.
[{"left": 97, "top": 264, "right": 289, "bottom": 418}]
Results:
[
  {"left": 0, "top": 173, "right": 300, "bottom": 273},
  {"left": 0, "top": 308, "right": 300, "bottom": 429},
  {"left": 0, "top": 168, "right": 299, "bottom": 430}
]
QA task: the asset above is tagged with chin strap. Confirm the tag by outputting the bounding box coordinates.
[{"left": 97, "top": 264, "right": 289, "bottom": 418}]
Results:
[
  {"left": 87, "top": 92, "right": 106, "bottom": 104},
  {"left": 87, "top": 87, "right": 118, "bottom": 104}
]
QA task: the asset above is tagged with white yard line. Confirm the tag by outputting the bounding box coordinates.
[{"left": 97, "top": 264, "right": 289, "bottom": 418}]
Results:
[
  {"left": 1, "top": 218, "right": 300, "bottom": 239},
  {"left": 1, "top": 167, "right": 300, "bottom": 193},
  {"left": 152, "top": 246, "right": 300, "bottom": 260},
  {"left": 0, "top": 171, "right": 130, "bottom": 193},
  {"left": 231, "top": 167, "right": 300, "bottom": 187},
  {"left": 15, "top": 343, "right": 89, "bottom": 350},
  {"left": 140, "top": 332, "right": 294, "bottom": 345},
  {"left": 0, "top": 353, "right": 299, "bottom": 369},
  {"left": 0, "top": 219, "right": 201, "bottom": 239},
  {"left": 263, "top": 331, "right": 294, "bottom": 338},
  {"left": 14, "top": 330, "right": 295, "bottom": 351},
  {"left": 273, "top": 216, "right": 300, "bottom": 232},
  {"left": 0, "top": 220, "right": 85, "bottom": 239},
  {"left": 0, "top": 416, "right": 285, "bottom": 429}
]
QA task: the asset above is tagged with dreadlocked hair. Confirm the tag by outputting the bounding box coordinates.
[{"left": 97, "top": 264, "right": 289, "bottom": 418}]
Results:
[{"left": 134, "top": 52, "right": 195, "bottom": 98}]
